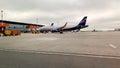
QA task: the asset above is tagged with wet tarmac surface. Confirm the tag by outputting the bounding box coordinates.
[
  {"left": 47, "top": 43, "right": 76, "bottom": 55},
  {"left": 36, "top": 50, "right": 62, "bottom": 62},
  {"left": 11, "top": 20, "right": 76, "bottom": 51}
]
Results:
[
  {"left": 0, "top": 50, "right": 120, "bottom": 68},
  {"left": 0, "top": 31, "right": 120, "bottom": 68}
]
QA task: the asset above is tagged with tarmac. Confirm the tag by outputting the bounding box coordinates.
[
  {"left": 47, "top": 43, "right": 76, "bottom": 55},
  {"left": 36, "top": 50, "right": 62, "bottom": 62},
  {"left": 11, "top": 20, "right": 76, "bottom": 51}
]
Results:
[{"left": 0, "top": 31, "right": 120, "bottom": 68}]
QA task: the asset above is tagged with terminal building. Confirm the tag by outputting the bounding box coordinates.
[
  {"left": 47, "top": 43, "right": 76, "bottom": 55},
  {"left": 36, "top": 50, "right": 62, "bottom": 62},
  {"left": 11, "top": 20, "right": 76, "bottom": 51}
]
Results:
[{"left": 0, "top": 20, "right": 44, "bottom": 33}]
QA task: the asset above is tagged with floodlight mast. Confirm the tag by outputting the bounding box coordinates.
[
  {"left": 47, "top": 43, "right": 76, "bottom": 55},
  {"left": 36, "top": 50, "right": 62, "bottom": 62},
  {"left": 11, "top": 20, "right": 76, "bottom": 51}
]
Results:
[{"left": 1, "top": 10, "right": 3, "bottom": 21}]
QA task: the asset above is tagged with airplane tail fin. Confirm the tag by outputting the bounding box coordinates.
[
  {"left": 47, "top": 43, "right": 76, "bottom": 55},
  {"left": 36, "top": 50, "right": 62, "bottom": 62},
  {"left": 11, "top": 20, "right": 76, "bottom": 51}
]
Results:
[
  {"left": 78, "top": 16, "right": 87, "bottom": 26},
  {"left": 51, "top": 23, "right": 54, "bottom": 26}
]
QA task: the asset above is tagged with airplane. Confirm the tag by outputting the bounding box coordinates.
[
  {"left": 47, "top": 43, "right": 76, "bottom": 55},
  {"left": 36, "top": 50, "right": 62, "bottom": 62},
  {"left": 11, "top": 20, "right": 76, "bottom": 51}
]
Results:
[
  {"left": 37, "top": 16, "right": 88, "bottom": 33},
  {"left": 37, "top": 22, "right": 67, "bottom": 33},
  {"left": 37, "top": 23, "right": 54, "bottom": 33},
  {"left": 62, "top": 16, "right": 88, "bottom": 32}
]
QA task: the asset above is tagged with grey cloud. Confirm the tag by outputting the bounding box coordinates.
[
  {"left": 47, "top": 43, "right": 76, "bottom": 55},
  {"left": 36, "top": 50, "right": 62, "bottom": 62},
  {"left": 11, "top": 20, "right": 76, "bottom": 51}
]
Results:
[
  {"left": 1, "top": 0, "right": 112, "bottom": 11},
  {"left": 0, "top": 0, "right": 120, "bottom": 29}
]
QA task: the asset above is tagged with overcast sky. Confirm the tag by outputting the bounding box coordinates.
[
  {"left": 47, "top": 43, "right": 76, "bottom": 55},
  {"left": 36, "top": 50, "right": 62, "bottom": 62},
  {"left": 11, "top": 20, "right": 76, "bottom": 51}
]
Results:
[{"left": 0, "top": 0, "right": 120, "bottom": 30}]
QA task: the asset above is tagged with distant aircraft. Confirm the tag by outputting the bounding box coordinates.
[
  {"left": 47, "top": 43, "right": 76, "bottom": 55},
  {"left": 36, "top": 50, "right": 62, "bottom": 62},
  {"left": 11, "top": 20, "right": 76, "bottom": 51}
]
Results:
[
  {"left": 37, "top": 22, "right": 67, "bottom": 33},
  {"left": 37, "top": 16, "right": 88, "bottom": 33},
  {"left": 37, "top": 23, "right": 54, "bottom": 33},
  {"left": 62, "top": 16, "right": 88, "bottom": 32}
]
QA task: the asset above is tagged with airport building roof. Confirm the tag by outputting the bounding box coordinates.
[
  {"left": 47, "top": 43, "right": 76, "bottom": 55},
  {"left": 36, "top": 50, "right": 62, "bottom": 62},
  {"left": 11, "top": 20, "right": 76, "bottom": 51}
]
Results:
[{"left": 0, "top": 20, "right": 44, "bottom": 27}]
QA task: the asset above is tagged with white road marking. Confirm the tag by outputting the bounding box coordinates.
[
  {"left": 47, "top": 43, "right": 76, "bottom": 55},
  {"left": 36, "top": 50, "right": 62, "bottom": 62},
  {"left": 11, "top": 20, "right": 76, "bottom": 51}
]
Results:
[{"left": 109, "top": 44, "right": 117, "bottom": 48}]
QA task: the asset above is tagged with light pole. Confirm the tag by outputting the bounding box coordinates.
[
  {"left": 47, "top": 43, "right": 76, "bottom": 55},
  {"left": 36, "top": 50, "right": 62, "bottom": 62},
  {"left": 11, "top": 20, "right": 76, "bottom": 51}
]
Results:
[
  {"left": 1, "top": 10, "right": 3, "bottom": 21},
  {"left": 0, "top": 10, "right": 4, "bottom": 33},
  {"left": 36, "top": 18, "right": 38, "bottom": 24}
]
